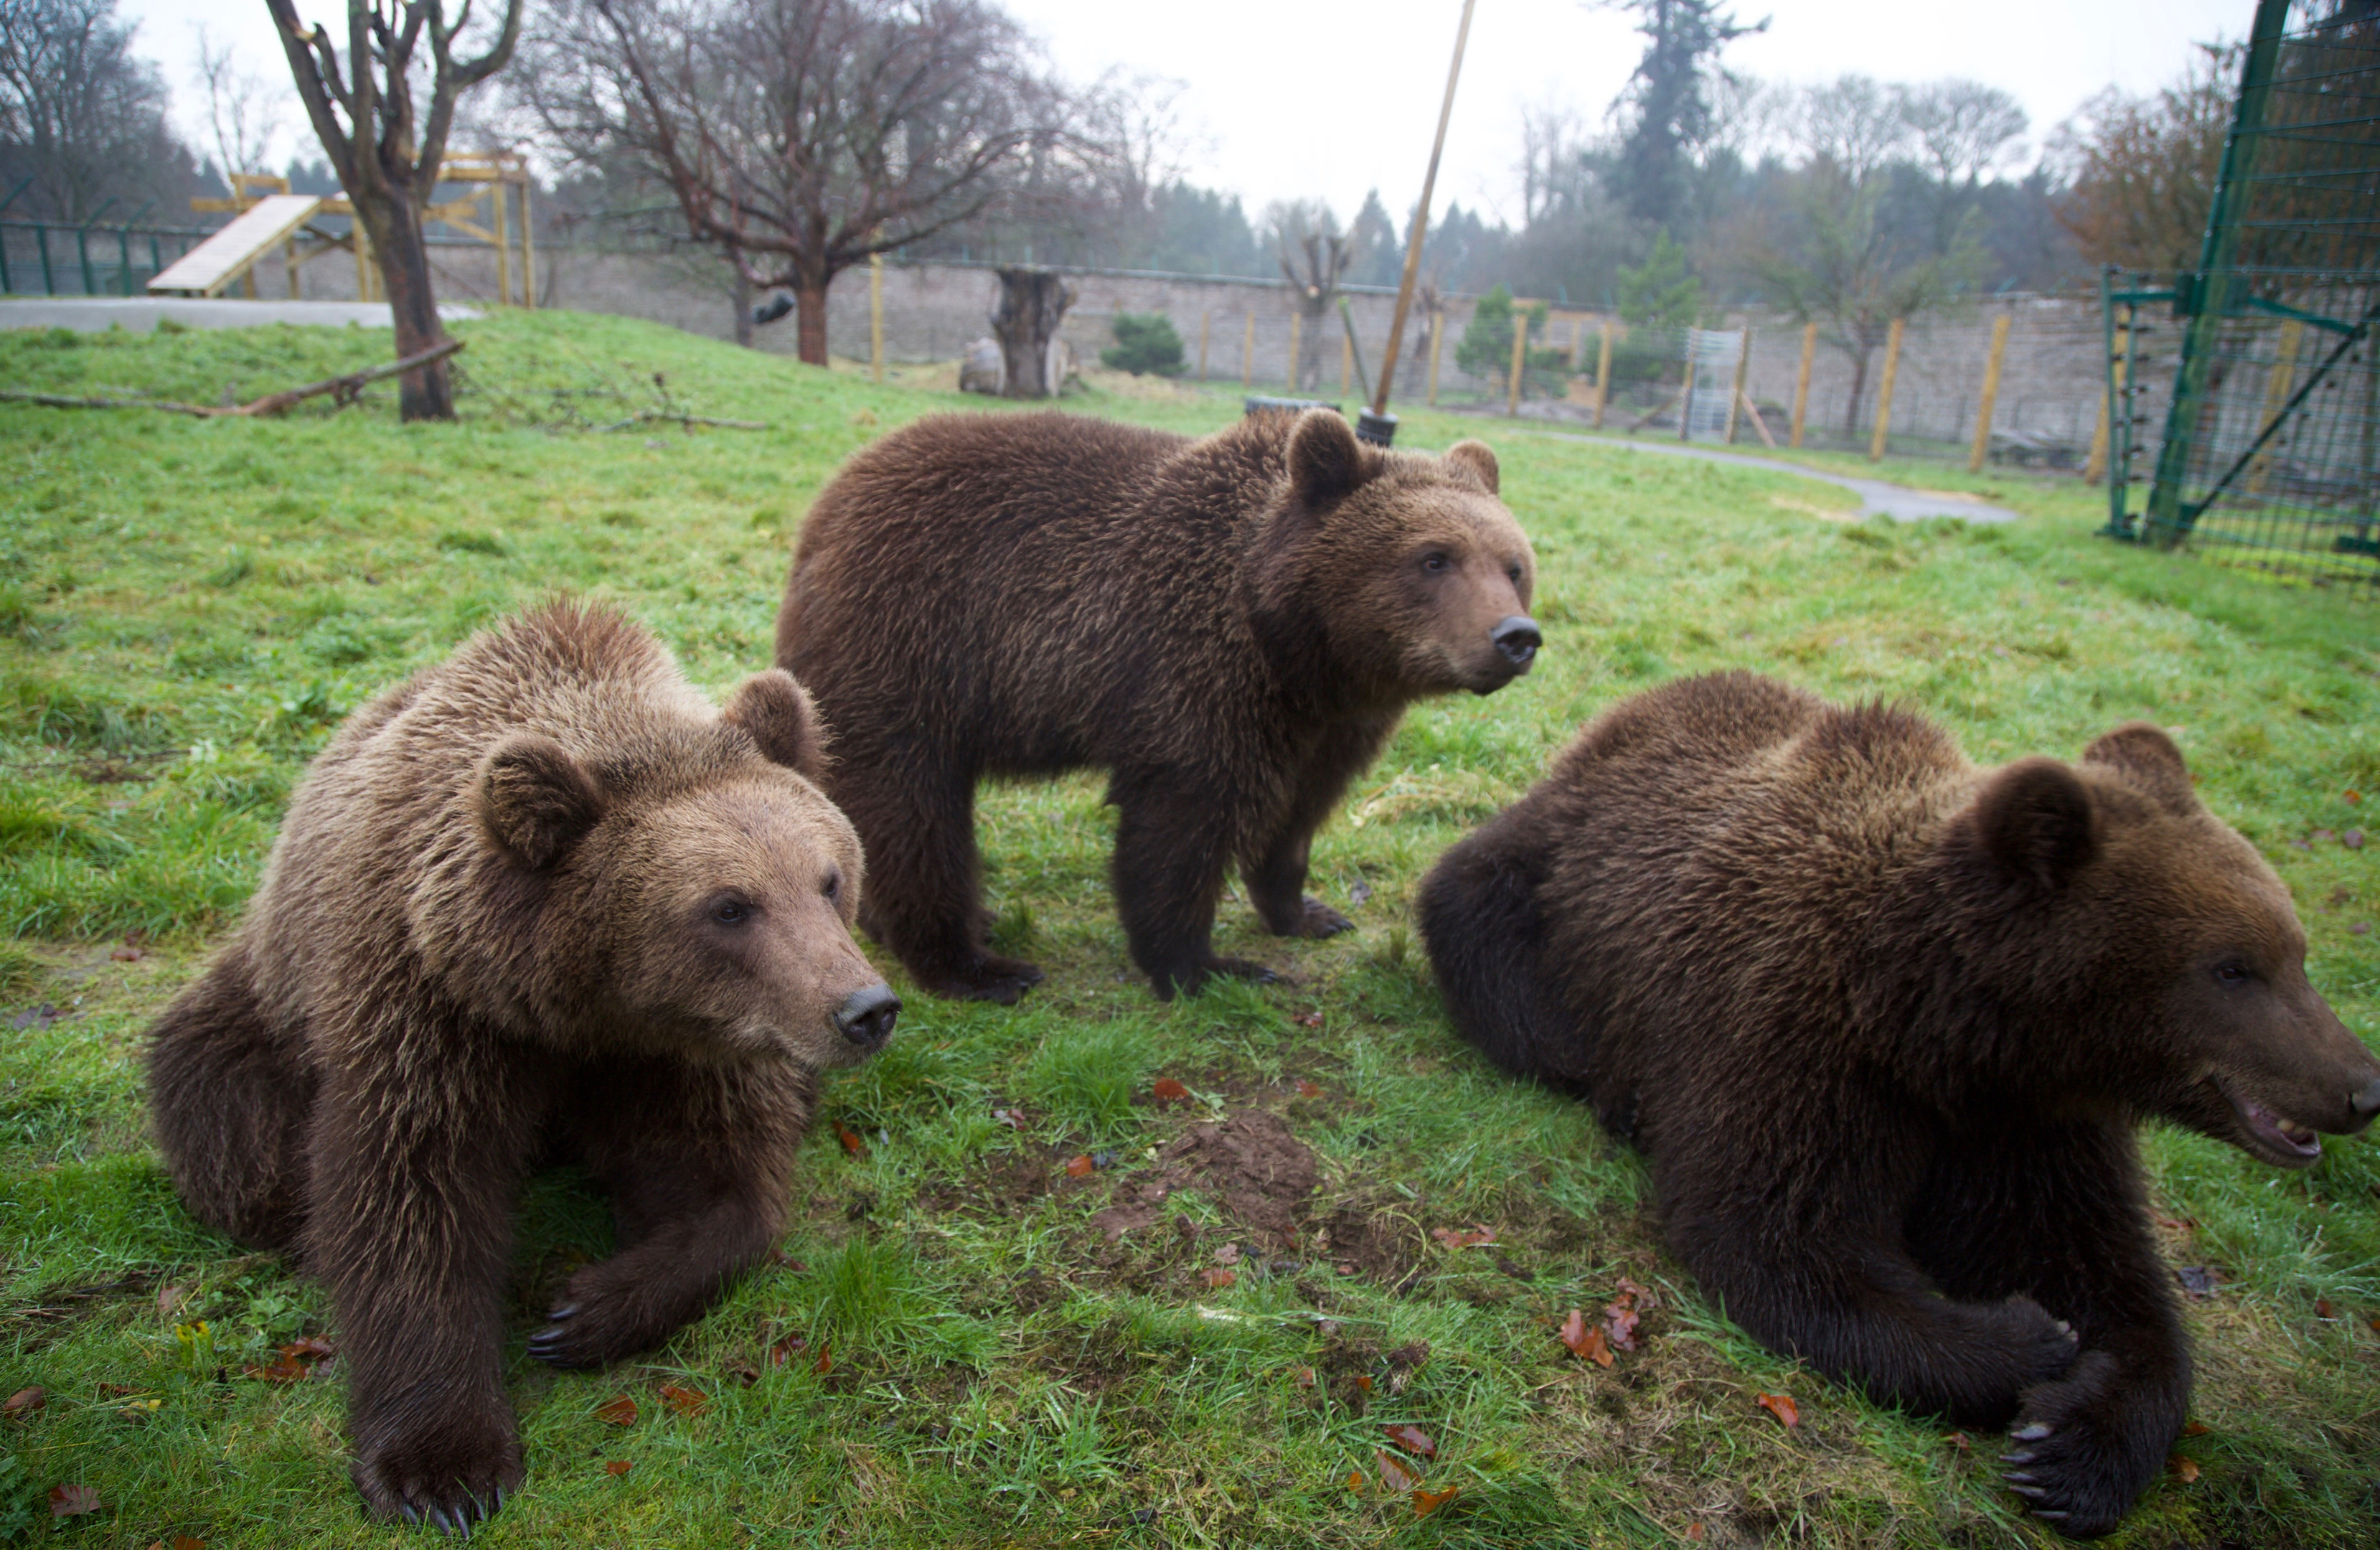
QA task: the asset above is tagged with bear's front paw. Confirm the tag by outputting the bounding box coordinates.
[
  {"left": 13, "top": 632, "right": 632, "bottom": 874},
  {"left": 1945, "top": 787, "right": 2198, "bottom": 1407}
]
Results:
[
  {"left": 352, "top": 1407, "right": 523, "bottom": 1533},
  {"left": 1993, "top": 1295, "right": 2082, "bottom": 1391},
  {"left": 1291, "top": 897, "right": 1355, "bottom": 938},
  {"left": 923, "top": 954, "right": 1044, "bottom": 1005},
  {"left": 526, "top": 1287, "right": 674, "bottom": 1369},
  {"left": 2000, "top": 1350, "right": 2171, "bottom": 1539}
]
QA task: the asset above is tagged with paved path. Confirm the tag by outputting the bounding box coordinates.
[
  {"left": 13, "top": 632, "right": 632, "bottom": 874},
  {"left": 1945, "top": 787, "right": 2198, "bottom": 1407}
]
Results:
[
  {"left": 1535, "top": 433, "right": 2023, "bottom": 524},
  {"left": 0, "top": 298, "right": 481, "bottom": 333}
]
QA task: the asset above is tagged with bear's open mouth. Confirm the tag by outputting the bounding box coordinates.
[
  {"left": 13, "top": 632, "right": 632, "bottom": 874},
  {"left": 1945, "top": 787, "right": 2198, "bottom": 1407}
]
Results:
[{"left": 2217, "top": 1081, "right": 2324, "bottom": 1166}]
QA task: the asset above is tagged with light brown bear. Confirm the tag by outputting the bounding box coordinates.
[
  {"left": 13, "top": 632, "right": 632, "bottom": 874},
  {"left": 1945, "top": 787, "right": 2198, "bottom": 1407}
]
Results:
[
  {"left": 776, "top": 407, "right": 1539, "bottom": 1001},
  {"left": 146, "top": 601, "right": 898, "bottom": 1533},
  {"left": 1419, "top": 672, "right": 2380, "bottom": 1537}
]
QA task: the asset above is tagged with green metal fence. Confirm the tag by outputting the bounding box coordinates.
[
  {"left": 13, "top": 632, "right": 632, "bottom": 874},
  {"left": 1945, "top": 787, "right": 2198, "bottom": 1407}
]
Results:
[
  {"left": 0, "top": 179, "right": 210, "bottom": 298},
  {"left": 2107, "top": 0, "right": 2380, "bottom": 591}
]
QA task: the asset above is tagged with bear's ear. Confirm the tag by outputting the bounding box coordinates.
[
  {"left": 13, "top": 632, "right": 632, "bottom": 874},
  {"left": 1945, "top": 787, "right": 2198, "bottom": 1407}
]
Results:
[
  {"left": 2082, "top": 722, "right": 2198, "bottom": 815},
  {"left": 476, "top": 733, "right": 606, "bottom": 872},
  {"left": 1972, "top": 756, "right": 2097, "bottom": 893},
  {"left": 1444, "top": 440, "right": 1499, "bottom": 494},
  {"left": 724, "top": 668, "right": 829, "bottom": 783},
  {"left": 1287, "top": 407, "right": 1369, "bottom": 509}
]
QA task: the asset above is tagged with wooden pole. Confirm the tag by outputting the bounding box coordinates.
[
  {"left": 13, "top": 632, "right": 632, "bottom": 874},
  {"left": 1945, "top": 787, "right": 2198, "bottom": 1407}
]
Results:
[
  {"left": 1790, "top": 321, "right": 1816, "bottom": 448},
  {"left": 1198, "top": 310, "right": 1210, "bottom": 380},
  {"left": 1340, "top": 329, "right": 1353, "bottom": 395},
  {"left": 1868, "top": 316, "right": 1906, "bottom": 461},
  {"left": 1594, "top": 321, "right": 1615, "bottom": 428},
  {"left": 2085, "top": 304, "right": 2129, "bottom": 485},
  {"left": 1568, "top": 316, "right": 1584, "bottom": 370},
  {"left": 1678, "top": 357, "right": 1697, "bottom": 441},
  {"left": 1370, "top": 0, "right": 1477, "bottom": 417},
  {"left": 870, "top": 253, "right": 885, "bottom": 382},
  {"left": 1967, "top": 311, "right": 2012, "bottom": 472},
  {"left": 1427, "top": 314, "right": 1444, "bottom": 405},
  {"left": 1723, "top": 326, "right": 1751, "bottom": 444},
  {"left": 1507, "top": 316, "right": 1527, "bottom": 415},
  {"left": 1288, "top": 312, "right": 1302, "bottom": 391},
  {"left": 491, "top": 183, "right": 510, "bottom": 306},
  {"left": 2246, "top": 319, "right": 2304, "bottom": 494},
  {"left": 520, "top": 182, "right": 536, "bottom": 309},
  {"left": 1243, "top": 311, "right": 1255, "bottom": 388}
]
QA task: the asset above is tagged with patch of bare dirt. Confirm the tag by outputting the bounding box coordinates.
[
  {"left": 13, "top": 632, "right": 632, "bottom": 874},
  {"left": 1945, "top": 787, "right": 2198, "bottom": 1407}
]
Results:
[{"left": 1088, "top": 1109, "right": 1317, "bottom": 1249}]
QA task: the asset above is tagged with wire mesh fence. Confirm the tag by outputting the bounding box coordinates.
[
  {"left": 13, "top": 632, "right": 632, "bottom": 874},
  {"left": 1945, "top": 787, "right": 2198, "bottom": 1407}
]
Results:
[{"left": 2117, "top": 0, "right": 2380, "bottom": 592}]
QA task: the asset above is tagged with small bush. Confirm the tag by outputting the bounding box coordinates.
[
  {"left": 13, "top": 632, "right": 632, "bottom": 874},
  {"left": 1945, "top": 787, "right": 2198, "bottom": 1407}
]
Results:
[{"left": 1100, "top": 314, "right": 1186, "bottom": 377}]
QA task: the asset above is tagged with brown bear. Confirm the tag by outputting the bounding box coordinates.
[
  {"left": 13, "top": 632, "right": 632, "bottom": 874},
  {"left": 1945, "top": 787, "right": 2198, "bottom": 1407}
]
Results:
[
  {"left": 146, "top": 601, "right": 898, "bottom": 1533},
  {"left": 1416, "top": 672, "right": 2380, "bottom": 1538},
  {"left": 776, "top": 406, "right": 1539, "bottom": 1001}
]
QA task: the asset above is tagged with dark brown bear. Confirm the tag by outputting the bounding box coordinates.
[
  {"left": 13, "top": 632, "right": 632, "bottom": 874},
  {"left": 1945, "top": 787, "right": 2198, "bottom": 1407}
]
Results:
[
  {"left": 776, "top": 407, "right": 1539, "bottom": 1001},
  {"left": 1417, "top": 672, "right": 2380, "bottom": 1538},
  {"left": 146, "top": 602, "right": 898, "bottom": 1533}
]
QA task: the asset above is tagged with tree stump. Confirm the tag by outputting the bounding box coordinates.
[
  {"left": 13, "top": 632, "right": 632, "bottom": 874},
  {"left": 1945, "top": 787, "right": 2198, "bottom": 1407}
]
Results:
[{"left": 993, "top": 267, "right": 1076, "bottom": 399}]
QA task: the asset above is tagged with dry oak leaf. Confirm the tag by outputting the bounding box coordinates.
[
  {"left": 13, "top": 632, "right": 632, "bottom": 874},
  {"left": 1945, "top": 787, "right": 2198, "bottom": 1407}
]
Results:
[
  {"left": 1685, "top": 1523, "right": 1706, "bottom": 1541},
  {"left": 1756, "top": 1392, "right": 1800, "bottom": 1429},
  {"left": 1414, "top": 1483, "right": 1461, "bottom": 1518},
  {"left": 814, "top": 1338, "right": 834, "bottom": 1375},
  {"left": 3, "top": 1386, "right": 44, "bottom": 1420},
  {"left": 1605, "top": 1300, "right": 1641, "bottom": 1352},
  {"left": 1292, "top": 1366, "right": 1316, "bottom": 1389},
  {"left": 659, "top": 1383, "right": 709, "bottom": 1418},
  {"left": 595, "top": 1395, "right": 638, "bottom": 1426},
  {"left": 1381, "top": 1423, "right": 1436, "bottom": 1459},
  {"left": 990, "top": 1107, "right": 1027, "bottom": 1129},
  {"left": 1375, "top": 1450, "right": 1422, "bottom": 1494},
  {"left": 1431, "top": 1224, "right": 1497, "bottom": 1251},
  {"left": 49, "top": 1484, "right": 101, "bottom": 1518},
  {"left": 2169, "top": 1455, "right": 2201, "bottom": 1483},
  {"left": 1296, "top": 1079, "right": 1325, "bottom": 1098},
  {"left": 834, "top": 1122, "right": 867, "bottom": 1157},
  {"left": 242, "top": 1353, "right": 308, "bottom": 1384},
  {"left": 1064, "top": 1154, "right": 1096, "bottom": 1178},
  {"left": 1200, "top": 1267, "right": 1238, "bottom": 1290},
  {"left": 1345, "top": 1470, "right": 1365, "bottom": 1493},
  {"left": 1558, "top": 1308, "right": 1612, "bottom": 1367},
  {"left": 1151, "top": 1077, "right": 1190, "bottom": 1104},
  {"left": 605, "top": 1460, "right": 632, "bottom": 1478},
  {"left": 1293, "top": 1012, "right": 1325, "bottom": 1028},
  {"left": 2181, "top": 1421, "right": 2211, "bottom": 1437}
]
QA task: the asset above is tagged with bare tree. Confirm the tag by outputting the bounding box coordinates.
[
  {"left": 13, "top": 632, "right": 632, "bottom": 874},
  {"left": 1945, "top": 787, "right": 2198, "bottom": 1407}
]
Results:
[
  {"left": 525, "top": 0, "right": 1087, "bottom": 367},
  {"left": 1793, "top": 74, "right": 1909, "bottom": 184},
  {"left": 192, "top": 24, "right": 286, "bottom": 182},
  {"left": 1899, "top": 79, "right": 2027, "bottom": 255},
  {"left": 2046, "top": 45, "right": 2238, "bottom": 274},
  {"left": 0, "top": 0, "right": 194, "bottom": 222},
  {"left": 265, "top": 0, "right": 525, "bottom": 421},
  {"left": 1265, "top": 199, "right": 1344, "bottom": 390}
]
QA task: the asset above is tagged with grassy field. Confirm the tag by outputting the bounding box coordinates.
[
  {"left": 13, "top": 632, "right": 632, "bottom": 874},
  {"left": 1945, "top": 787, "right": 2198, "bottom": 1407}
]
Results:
[{"left": 1, "top": 311, "right": 2377, "bottom": 1549}]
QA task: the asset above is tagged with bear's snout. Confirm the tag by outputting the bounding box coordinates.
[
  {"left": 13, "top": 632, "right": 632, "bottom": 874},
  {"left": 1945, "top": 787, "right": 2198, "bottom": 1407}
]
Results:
[
  {"left": 1492, "top": 616, "right": 1542, "bottom": 672},
  {"left": 832, "top": 983, "right": 901, "bottom": 1048},
  {"left": 2353, "top": 1075, "right": 2380, "bottom": 1124}
]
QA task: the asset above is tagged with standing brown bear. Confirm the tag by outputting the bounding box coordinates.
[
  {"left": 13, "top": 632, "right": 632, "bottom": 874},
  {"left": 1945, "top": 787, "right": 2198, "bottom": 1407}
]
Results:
[
  {"left": 1417, "top": 672, "right": 2380, "bottom": 1538},
  {"left": 776, "top": 407, "right": 1539, "bottom": 1001},
  {"left": 146, "top": 602, "right": 899, "bottom": 1533}
]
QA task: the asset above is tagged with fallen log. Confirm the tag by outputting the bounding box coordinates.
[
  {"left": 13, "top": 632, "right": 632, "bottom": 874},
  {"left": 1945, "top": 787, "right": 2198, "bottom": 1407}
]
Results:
[{"left": 0, "top": 338, "right": 466, "bottom": 419}]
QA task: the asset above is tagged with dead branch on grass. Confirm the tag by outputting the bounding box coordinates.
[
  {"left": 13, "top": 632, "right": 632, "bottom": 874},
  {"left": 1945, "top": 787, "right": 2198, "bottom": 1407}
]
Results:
[{"left": 0, "top": 339, "right": 466, "bottom": 420}]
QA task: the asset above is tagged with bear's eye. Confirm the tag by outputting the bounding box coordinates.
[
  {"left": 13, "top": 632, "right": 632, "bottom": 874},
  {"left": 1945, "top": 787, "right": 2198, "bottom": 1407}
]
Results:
[
  {"left": 710, "top": 898, "right": 752, "bottom": 926},
  {"left": 1507, "top": 563, "right": 1523, "bottom": 585},
  {"left": 1421, "top": 551, "right": 1451, "bottom": 574},
  {"left": 822, "top": 869, "right": 842, "bottom": 902},
  {"left": 2215, "top": 959, "right": 2253, "bottom": 985}
]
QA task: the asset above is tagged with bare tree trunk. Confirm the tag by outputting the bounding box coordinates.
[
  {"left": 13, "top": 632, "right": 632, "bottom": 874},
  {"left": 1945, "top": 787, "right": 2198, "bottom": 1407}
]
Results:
[
  {"left": 992, "top": 267, "right": 1074, "bottom": 399},
  {"left": 1843, "top": 349, "right": 1871, "bottom": 438},
  {"left": 365, "top": 204, "right": 456, "bottom": 422},
  {"left": 733, "top": 262, "right": 755, "bottom": 349},
  {"left": 795, "top": 284, "right": 830, "bottom": 365}
]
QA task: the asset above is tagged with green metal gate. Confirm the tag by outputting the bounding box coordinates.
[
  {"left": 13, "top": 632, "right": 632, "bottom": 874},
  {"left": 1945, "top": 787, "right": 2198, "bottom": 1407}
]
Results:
[{"left": 2105, "top": 0, "right": 2380, "bottom": 589}]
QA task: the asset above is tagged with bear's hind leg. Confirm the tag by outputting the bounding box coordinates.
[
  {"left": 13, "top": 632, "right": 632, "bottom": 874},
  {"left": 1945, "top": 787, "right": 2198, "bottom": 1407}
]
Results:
[
  {"left": 839, "top": 751, "right": 1040, "bottom": 1003},
  {"left": 529, "top": 1060, "right": 806, "bottom": 1368},
  {"left": 1113, "top": 772, "right": 1271, "bottom": 998},
  {"left": 1415, "top": 802, "right": 1593, "bottom": 1092},
  {"left": 146, "top": 945, "right": 313, "bottom": 1251},
  {"left": 1911, "top": 1124, "right": 2188, "bottom": 1538}
]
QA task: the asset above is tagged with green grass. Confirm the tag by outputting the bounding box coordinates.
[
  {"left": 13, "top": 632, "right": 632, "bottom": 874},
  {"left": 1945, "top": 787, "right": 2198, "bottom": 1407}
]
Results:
[{"left": 2, "top": 311, "right": 2378, "bottom": 1547}]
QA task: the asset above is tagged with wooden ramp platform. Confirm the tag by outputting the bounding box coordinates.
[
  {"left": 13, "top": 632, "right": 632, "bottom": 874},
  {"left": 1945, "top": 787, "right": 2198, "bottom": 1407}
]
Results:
[{"left": 147, "top": 196, "right": 323, "bottom": 297}]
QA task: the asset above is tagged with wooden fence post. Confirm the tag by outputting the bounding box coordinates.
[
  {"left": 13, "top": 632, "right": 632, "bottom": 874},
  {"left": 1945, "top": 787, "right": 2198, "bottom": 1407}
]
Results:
[
  {"left": 1790, "top": 321, "right": 1816, "bottom": 448},
  {"left": 1198, "top": 311, "right": 1210, "bottom": 381},
  {"left": 491, "top": 184, "right": 510, "bottom": 307},
  {"left": 1507, "top": 318, "right": 1527, "bottom": 415},
  {"left": 1288, "top": 313, "right": 1302, "bottom": 391},
  {"left": 1569, "top": 316, "right": 1584, "bottom": 371},
  {"left": 1723, "top": 326, "right": 1751, "bottom": 444},
  {"left": 2246, "top": 319, "right": 2304, "bottom": 494},
  {"left": 1243, "top": 311, "right": 1255, "bottom": 389},
  {"left": 1678, "top": 354, "right": 1697, "bottom": 441},
  {"left": 1967, "top": 311, "right": 2011, "bottom": 472},
  {"left": 869, "top": 253, "right": 885, "bottom": 382},
  {"left": 1341, "top": 329, "right": 1353, "bottom": 395},
  {"left": 1427, "top": 315, "right": 1445, "bottom": 405},
  {"left": 2084, "top": 304, "right": 2127, "bottom": 484},
  {"left": 1868, "top": 316, "right": 1905, "bottom": 462},
  {"left": 520, "top": 182, "right": 537, "bottom": 309},
  {"left": 1594, "top": 321, "right": 1615, "bottom": 428}
]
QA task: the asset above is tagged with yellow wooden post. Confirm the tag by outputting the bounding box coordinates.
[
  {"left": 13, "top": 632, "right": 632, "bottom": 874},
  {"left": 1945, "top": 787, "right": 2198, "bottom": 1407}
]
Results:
[
  {"left": 1198, "top": 310, "right": 1210, "bottom": 380},
  {"left": 1507, "top": 316, "right": 1527, "bottom": 415},
  {"left": 1967, "top": 312, "right": 2012, "bottom": 472},
  {"left": 491, "top": 182, "right": 510, "bottom": 306},
  {"left": 1242, "top": 311, "right": 1255, "bottom": 389},
  {"left": 1287, "top": 312, "right": 1302, "bottom": 391},
  {"left": 1340, "top": 329, "right": 1353, "bottom": 395},
  {"left": 869, "top": 254, "right": 885, "bottom": 382},
  {"left": 519, "top": 181, "right": 536, "bottom": 309},
  {"left": 1868, "top": 316, "right": 1905, "bottom": 461},
  {"left": 1594, "top": 321, "right": 1615, "bottom": 428},
  {"left": 1569, "top": 316, "right": 1584, "bottom": 370},
  {"left": 2085, "top": 305, "right": 2129, "bottom": 484},
  {"left": 1724, "top": 327, "right": 1751, "bottom": 444},
  {"left": 1790, "top": 321, "right": 1816, "bottom": 448},
  {"left": 1678, "top": 357, "right": 1696, "bottom": 441},
  {"left": 2246, "top": 319, "right": 2305, "bottom": 494},
  {"left": 1427, "top": 314, "right": 1445, "bottom": 405}
]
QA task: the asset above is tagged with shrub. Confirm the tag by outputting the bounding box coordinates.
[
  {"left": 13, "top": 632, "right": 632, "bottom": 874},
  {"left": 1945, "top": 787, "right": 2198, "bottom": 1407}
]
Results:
[{"left": 1101, "top": 313, "right": 1186, "bottom": 377}]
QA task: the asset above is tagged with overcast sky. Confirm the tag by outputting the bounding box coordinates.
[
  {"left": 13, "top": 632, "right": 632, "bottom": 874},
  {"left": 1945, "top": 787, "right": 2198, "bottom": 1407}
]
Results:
[{"left": 126, "top": 0, "right": 2253, "bottom": 221}]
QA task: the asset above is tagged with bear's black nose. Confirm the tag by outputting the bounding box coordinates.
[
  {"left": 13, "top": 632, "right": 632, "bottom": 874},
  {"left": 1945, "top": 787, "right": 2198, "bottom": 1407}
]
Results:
[
  {"left": 2351, "top": 1075, "right": 2380, "bottom": 1121},
  {"left": 832, "top": 983, "right": 900, "bottom": 1046},
  {"left": 1492, "top": 616, "right": 1542, "bottom": 671}
]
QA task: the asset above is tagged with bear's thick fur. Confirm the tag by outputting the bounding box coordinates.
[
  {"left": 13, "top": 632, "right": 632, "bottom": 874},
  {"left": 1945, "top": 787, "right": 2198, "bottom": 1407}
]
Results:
[
  {"left": 776, "top": 407, "right": 1539, "bottom": 1000},
  {"left": 1418, "top": 672, "right": 2380, "bottom": 1538},
  {"left": 147, "top": 602, "right": 898, "bottom": 1531}
]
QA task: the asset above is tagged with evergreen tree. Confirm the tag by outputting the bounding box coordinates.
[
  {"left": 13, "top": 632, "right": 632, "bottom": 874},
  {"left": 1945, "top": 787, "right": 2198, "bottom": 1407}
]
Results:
[
  {"left": 1606, "top": 0, "right": 1766, "bottom": 232},
  {"left": 1615, "top": 229, "right": 1701, "bottom": 329}
]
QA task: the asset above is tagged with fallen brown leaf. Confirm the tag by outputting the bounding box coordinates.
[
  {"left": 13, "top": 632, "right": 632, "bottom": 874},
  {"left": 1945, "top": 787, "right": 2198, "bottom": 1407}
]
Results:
[
  {"left": 1685, "top": 1523, "right": 1706, "bottom": 1541},
  {"left": 770, "top": 1333, "right": 809, "bottom": 1366},
  {"left": 814, "top": 1338, "right": 834, "bottom": 1375},
  {"left": 110, "top": 944, "right": 144, "bottom": 962},
  {"left": 1413, "top": 1483, "right": 1460, "bottom": 1518},
  {"left": 2181, "top": 1420, "right": 2211, "bottom": 1437},
  {"left": 1064, "top": 1154, "right": 1095, "bottom": 1178},
  {"left": 156, "top": 1284, "right": 187, "bottom": 1320},
  {"left": 1213, "top": 1242, "right": 1241, "bottom": 1266},
  {"left": 172, "top": 1537, "right": 205, "bottom": 1550},
  {"left": 595, "top": 1395, "right": 637, "bottom": 1426},
  {"left": 49, "top": 1484, "right": 100, "bottom": 1518},
  {"left": 1375, "top": 1450, "right": 1421, "bottom": 1493},
  {"left": 1295, "top": 1079, "right": 1324, "bottom": 1098},
  {"left": 659, "top": 1383, "right": 708, "bottom": 1417},
  {"left": 3, "top": 1387, "right": 44, "bottom": 1420},
  {"left": 1756, "top": 1392, "right": 1800, "bottom": 1429},
  {"left": 1381, "top": 1423, "right": 1436, "bottom": 1458},
  {"left": 990, "top": 1107, "right": 1027, "bottom": 1129},
  {"left": 1558, "top": 1307, "right": 1612, "bottom": 1366},
  {"left": 1345, "top": 1470, "right": 1364, "bottom": 1493},
  {"left": 1292, "top": 1366, "right": 1315, "bottom": 1389},
  {"left": 1151, "top": 1077, "right": 1190, "bottom": 1104},
  {"left": 1200, "top": 1267, "right": 1237, "bottom": 1290},
  {"left": 834, "top": 1122, "right": 866, "bottom": 1157},
  {"left": 1355, "top": 1373, "right": 1373, "bottom": 1394},
  {"left": 1946, "top": 1431, "right": 1970, "bottom": 1451},
  {"left": 1604, "top": 1300, "right": 1640, "bottom": 1352},
  {"left": 243, "top": 1353, "right": 308, "bottom": 1384},
  {"left": 2169, "top": 1455, "right": 2200, "bottom": 1483},
  {"left": 1293, "top": 1012, "right": 1324, "bottom": 1028},
  {"left": 1430, "top": 1224, "right": 1496, "bottom": 1250},
  {"left": 605, "top": 1460, "right": 632, "bottom": 1478},
  {"left": 283, "top": 1336, "right": 336, "bottom": 1361}
]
